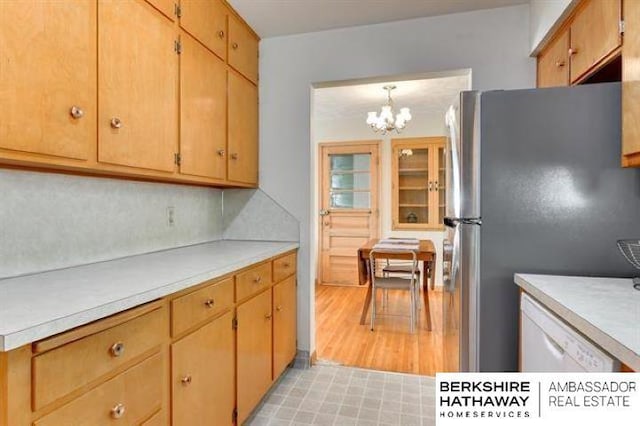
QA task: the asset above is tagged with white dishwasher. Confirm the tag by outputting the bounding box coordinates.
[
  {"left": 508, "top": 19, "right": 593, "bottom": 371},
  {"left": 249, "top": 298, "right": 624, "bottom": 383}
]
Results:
[{"left": 520, "top": 293, "right": 618, "bottom": 372}]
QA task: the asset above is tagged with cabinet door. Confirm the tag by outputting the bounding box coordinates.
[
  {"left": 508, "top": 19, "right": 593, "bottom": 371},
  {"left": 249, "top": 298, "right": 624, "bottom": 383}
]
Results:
[
  {"left": 172, "top": 311, "right": 234, "bottom": 426},
  {"left": 429, "top": 143, "right": 446, "bottom": 227},
  {"left": 98, "top": 0, "right": 178, "bottom": 173},
  {"left": 180, "top": 0, "right": 228, "bottom": 60},
  {"left": 273, "top": 277, "right": 297, "bottom": 380},
  {"left": 537, "top": 29, "right": 570, "bottom": 88},
  {"left": 623, "top": 0, "right": 640, "bottom": 165},
  {"left": 237, "top": 290, "right": 272, "bottom": 424},
  {"left": 570, "top": 0, "right": 621, "bottom": 83},
  {"left": 228, "top": 72, "right": 258, "bottom": 185},
  {"left": 0, "top": 0, "right": 96, "bottom": 161},
  {"left": 145, "top": 0, "right": 175, "bottom": 21},
  {"left": 228, "top": 14, "right": 259, "bottom": 84},
  {"left": 180, "top": 33, "right": 227, "bottom": 180}
]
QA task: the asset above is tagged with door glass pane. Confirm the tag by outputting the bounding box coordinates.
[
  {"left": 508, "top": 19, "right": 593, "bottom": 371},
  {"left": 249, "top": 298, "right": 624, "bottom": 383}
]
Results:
[
  {"left": 329, "top": 153, "right": 371, "bottom": 209},
  {"left": 397, "top": 148, "right": 429, "bottom": 224}
]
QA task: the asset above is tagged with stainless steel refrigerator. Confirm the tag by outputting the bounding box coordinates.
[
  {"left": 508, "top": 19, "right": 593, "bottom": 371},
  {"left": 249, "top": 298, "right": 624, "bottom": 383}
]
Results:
[{"left": 442, "top": 82, "right": 640, "bottom": 372}]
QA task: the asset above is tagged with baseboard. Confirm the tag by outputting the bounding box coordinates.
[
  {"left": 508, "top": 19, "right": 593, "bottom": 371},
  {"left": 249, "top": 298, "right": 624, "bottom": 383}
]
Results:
[{"left": 293, "top": 350, "right": 316, "bottom": 369}]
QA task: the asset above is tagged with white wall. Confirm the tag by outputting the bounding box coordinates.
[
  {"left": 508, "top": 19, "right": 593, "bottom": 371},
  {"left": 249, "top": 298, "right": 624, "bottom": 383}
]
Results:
[
  {"left": 259, "top": 4, "right": 536, "bottom": 354},
  {"left": 314, "top": 111, "right": 455, "bottom": 288},
  {"left": 529, "top": 0, "right": 576, "bottom": 55}
]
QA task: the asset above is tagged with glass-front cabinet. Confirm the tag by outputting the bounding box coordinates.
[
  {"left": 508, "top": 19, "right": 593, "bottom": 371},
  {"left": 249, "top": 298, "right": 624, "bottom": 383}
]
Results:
[{"left": 391, "top": 137, "right": 446, "bottom": 230}]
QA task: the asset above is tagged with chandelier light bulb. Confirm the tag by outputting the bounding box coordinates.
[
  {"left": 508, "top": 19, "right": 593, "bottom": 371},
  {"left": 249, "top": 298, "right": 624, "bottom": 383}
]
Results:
[{"left": 365, "top": 85, "right": 412, "bottom": 135}]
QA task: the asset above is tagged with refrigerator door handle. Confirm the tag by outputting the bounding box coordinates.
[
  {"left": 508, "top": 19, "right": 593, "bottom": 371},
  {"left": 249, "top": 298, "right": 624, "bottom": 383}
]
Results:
[{"left": 444, "top": 217, "right": 483, "bottom": 227}]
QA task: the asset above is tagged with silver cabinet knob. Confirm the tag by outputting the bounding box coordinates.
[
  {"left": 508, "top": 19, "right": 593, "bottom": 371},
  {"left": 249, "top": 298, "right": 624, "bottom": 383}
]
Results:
[
  {"left": 110, "top": 117, "right": 122, "bottom": 129},
  {"left": 555, "top": 60, "right": 565, "bottom": 67},
  {"left": 204, "top": 298, "right": 215, "bottom": 308},
  {"left": 265, "top": 313, "right": 272, "bottom": 320},
  {"left": 276, "top": 305, "right": 283, "bottom": 312},
  {"left": 283, "top": 262, "right": 290, "bottom": 268},
  {"left": 231, "top": 153, "right": 238, "bottom": 160},
  {"left": 217, "top": 149, "right": 225, "bottom": 157},
  {"left": 232, "top": 42, "right": 238, "bottom": 50},
  {"left": 181, "top": 375, "right": 192, "bottom": 386},
  {"left": 69, "top": 106, "right": 84, "bottom": 119},
  {"left": 111, "top": 403, "right": 125, "bottom": 419},
  {"left": 253, "top": 276, "right": 262, "bottom": 284},
  {"left": 218, "top": 30, "right": 225, "bottom": 39},
  {"left": 110, "top": 342, "right": 125, "bottom": 357}
]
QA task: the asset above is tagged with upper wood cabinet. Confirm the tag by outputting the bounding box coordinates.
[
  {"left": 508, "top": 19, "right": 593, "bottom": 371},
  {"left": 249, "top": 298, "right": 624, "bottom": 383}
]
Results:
[
  {"left": 623, "top": 0, "right": 640, "bottom": 166},
  {"left": 180, "top": 0, "right": 228, "bottom": 60},
  {"left": 569, "top": 0, "right": 622, "bottom": 82},
  {"left": 391, "top": 138, "right": 446, "bottom": 230},
  {"left": 236, "top": 289, "right": 273, "bottom": 425},
  {"left": 229, "top": 14, "right": 259, "bottom": 84},
  {"left": 180, "top": 33, "right": 228, "bottom": 180},
  {"left": 0, "top": 0, "right": 96, "bottom": 161},
  {"left": 98, "top": 0, "right": 178, "bottom": 173},
  {"left": 145, "top": 0, "right": 176, "bottom": 21},
  {"left": 273, "top": 276, "right": 297, "bottom": 380},
  {"left": 537, "top": 29, "right": 570, "bottom": 88},
  {"left": 172, "top": 311, "right": 235, "bottom": 426},
  {"left": 228, "top": 71, "right": 259, "bottom": 185}
]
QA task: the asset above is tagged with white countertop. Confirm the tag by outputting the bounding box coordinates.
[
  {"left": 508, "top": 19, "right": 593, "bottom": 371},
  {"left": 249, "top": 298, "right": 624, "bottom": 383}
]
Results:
[
  {"left": 0, "top": 240, "right": 298, "bottom": 352},
  {"left": 515, "top": 274, "right": 640, "bottom": 371}
]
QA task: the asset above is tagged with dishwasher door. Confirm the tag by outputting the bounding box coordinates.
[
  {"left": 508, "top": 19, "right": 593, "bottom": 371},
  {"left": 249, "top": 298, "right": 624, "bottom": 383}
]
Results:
[{"left": 520, "top": 293, "right": 617, "bottom": 372}]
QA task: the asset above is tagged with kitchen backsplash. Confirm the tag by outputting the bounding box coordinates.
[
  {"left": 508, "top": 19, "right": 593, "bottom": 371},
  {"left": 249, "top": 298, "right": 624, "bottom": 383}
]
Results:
[{"left": 0, "top": 169, "right": 223, "bottom": 279}]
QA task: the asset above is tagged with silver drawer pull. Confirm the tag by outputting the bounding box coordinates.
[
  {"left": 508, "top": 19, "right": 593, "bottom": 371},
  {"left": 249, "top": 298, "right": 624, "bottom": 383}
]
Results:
[
  {"left": 204, "top": 298, "right": 215, "bottom": 308},
  {"left": 110, "top": 342, "right": 125, "bottom": 357},
  {"left": 111, "top": 403, "right": 125, "bottom": 419},
  {"left": 69, "top": 106, "right": 84, "bottom": 119}
]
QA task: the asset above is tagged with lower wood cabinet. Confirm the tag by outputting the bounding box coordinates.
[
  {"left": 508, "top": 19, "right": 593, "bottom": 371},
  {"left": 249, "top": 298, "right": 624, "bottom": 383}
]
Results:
[
  {"left": 0, "top": 250, "right": 297, "bottom": 426},
  {"left": 171, "top": 311, "right": 234, "bottom": 425},
  {"left": 273, "top": 276, "right": 297, "bottom": 379},
  {"left": 237, "top": 289, "right": 274, "bottom": 424}
]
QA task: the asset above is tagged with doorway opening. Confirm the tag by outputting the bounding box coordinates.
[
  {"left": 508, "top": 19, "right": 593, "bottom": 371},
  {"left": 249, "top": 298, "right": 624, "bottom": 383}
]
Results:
[{"left": 311, "top": 70, "right": 471, "bottom": 375}]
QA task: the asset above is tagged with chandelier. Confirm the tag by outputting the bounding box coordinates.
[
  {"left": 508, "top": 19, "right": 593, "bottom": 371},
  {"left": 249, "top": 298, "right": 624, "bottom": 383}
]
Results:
[{"left": 366, "top": 85, "right": 412, "bottom": 134}]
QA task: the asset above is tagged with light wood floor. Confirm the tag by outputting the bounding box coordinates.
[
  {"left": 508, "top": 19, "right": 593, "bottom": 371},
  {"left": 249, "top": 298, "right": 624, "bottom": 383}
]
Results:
[{"left": 315, "top": 284, "right": 445, "bottom": 376}]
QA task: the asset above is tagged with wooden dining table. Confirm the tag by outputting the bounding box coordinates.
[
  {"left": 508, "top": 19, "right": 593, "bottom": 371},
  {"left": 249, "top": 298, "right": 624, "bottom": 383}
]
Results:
[{"left": 357, "top": 239, "right": 437, "bottom": 330}]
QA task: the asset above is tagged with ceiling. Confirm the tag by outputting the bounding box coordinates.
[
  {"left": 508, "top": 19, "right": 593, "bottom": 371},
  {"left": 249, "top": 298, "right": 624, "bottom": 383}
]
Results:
[
  {"left": 314, "top": 74, "right": 471, "bottom": 122},
  {"left": 228, "top": 0, "right": 529, "bottom": 38}
]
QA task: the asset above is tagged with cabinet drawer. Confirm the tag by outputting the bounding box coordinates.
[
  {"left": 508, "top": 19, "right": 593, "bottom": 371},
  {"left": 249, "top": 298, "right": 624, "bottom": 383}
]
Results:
[
  {"left": 273, "top": 253, "right": 296, "bottom": 282},
  {"left": 235, "top": 262, "right": 272, "bottom": 301},
  {"left": 228, "top": 14, "right": 258, "bottom": 84},
  {"left": 33, "top": 306, "right": 166, "bottom": 410},
  {"left": 34, "top": 352, "right": 163, "bottom": 426},
  {"left": 171, "top": 277, "right": 234, "bottom": 336}
]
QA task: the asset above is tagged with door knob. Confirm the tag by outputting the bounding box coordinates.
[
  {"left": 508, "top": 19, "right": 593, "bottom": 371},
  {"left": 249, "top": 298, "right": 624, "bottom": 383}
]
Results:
[
  {"left": 217, "top": 149, "right": 225, "bottom": 157},
  {"left": 181, "top": 375, "right": 192, "bottom": 386},
  {"left": 110, "top": 403, "right": 126, "bottom": 419},
  {"left": 69, "top": 106, "right": 84, "bottom": 119},
  {"left": 110, "top": 342, "right": 125, "bottom": 357},
  {"left": 218, "top": 30, "right": 225, "bottom": 39},
  {"left": 232, "top": 42, "right": 239, "bottom": 50},
  {"left": 110, "top": 117, "right": 122, "bottom": 129}
]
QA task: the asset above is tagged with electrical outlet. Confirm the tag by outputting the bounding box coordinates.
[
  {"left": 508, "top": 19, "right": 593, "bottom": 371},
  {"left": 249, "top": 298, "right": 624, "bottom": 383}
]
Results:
[{"left": 167, "top": 206, "right": 175, "bottom": 227}]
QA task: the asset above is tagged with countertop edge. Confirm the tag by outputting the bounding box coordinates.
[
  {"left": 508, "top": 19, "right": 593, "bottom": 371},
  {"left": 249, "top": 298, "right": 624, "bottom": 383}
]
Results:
[
  {"left": 0, "top": 242, "right": 299, "bottom": 352},
  {"left": 514, "top": 274, "right": 640, "bottom": 372}
]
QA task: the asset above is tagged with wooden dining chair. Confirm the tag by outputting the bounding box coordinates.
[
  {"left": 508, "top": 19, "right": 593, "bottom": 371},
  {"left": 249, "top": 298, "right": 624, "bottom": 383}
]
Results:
[{"left": 369, "top": 248, "right": 419, "bottom": 333}]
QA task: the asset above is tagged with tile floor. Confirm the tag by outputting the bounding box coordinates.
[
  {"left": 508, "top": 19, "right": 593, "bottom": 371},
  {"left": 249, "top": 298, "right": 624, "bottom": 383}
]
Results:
[{"left": 245, "top": 363, "right": 436, "bottom": 425}]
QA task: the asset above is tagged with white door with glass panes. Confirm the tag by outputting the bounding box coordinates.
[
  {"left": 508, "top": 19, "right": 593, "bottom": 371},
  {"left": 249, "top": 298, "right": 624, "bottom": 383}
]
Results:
[{"left": 319, "top": 142, "right": 380, "bottom": 286}]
